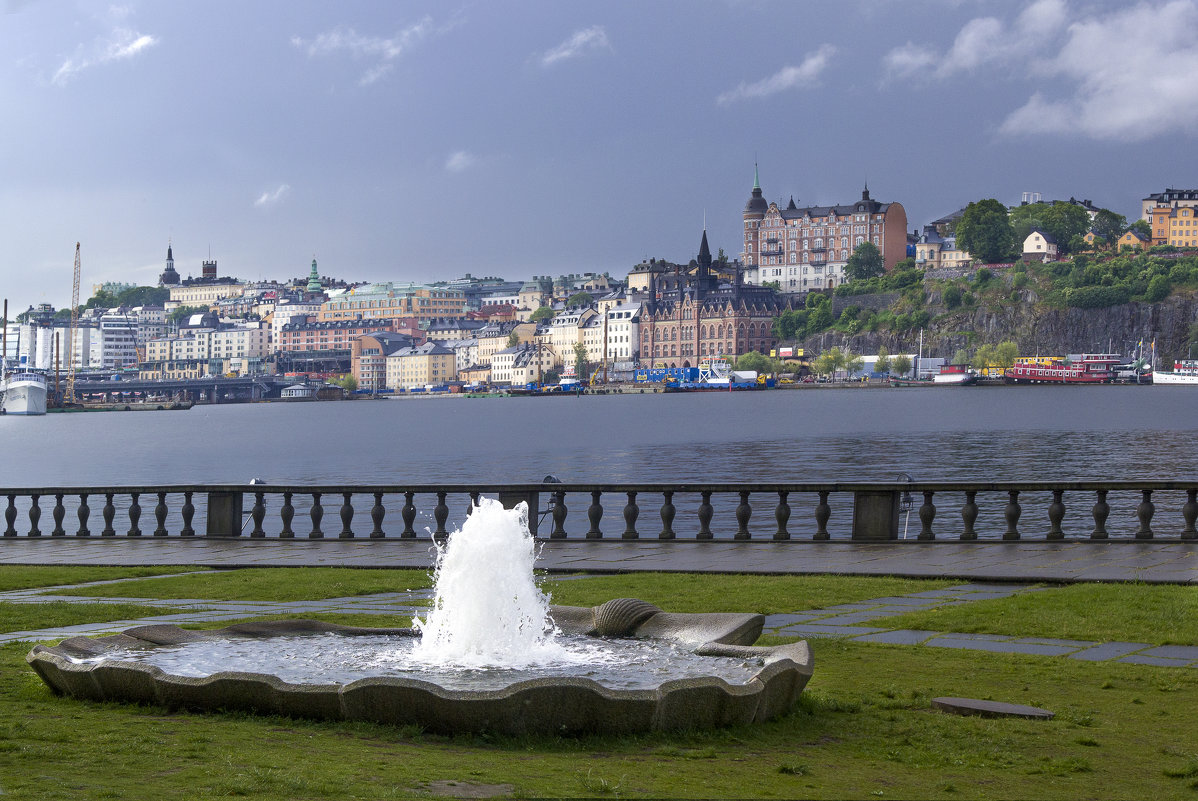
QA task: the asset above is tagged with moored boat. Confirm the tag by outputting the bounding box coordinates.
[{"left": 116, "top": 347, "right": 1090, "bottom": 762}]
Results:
[
  {"left": 1152, "top": 360, "right": 1198, "bottom": 385},
  {"left": 932, "top": 364, "right": 979, "bottom": 386},
  {"left": 1, "top": 370, "right": 48, "bottom": 415},
  {"left": 1005, "top": 354, "right": 1122, "bottom": 384}
]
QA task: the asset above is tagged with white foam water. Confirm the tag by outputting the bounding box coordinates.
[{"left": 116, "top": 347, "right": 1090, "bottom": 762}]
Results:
[{"left": 409, "top": 497, "right": 579, "bottom": 668}]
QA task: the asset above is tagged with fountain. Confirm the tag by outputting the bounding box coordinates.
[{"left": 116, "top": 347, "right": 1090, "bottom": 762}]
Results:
[{"left": 26, "top": 499, "right": 813, "bottom": 734}]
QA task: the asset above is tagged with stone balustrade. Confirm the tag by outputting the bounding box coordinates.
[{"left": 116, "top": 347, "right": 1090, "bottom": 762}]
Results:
[{"left": 2, "top": 482, "right": 1197, "bottom": 542}]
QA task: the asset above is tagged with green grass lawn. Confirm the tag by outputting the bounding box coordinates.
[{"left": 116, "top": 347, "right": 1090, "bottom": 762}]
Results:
[
  {"left": 540, "top": 572, "right": 958, "bottom": 614},
  {"left": 53, "top": 567, "right": 434, "bottom": 602},
  {"left": 866, "top": 583, "right": 1198, "bottom": 646},
  {"left": 0, "top": 601, "right": 195, "bottom": 634},
  {"left": 6, "top": 568, "right": 1198, "bottom": 799},
  {"left": 0, "top": 566, "right": 197, "bottom": 593}
]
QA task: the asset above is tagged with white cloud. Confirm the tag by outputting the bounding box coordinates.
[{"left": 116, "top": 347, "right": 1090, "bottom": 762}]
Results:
[
  {"left": 292, "top": 17, "right": 432, "bottom": 85},
  {"left": 254, "top": 184, "right": 290, "bottom": 208},
  {"left": 539, "top": 26, "right": 610, "bottom": 67},
  {"left": 444, "top": 151, "right": 476, "bottom": 174},
  {"left": 51, "top": 27, "right": 158, "bottom": 85},
  {"left": 882, "top": 42, "right": 937, "bottom": 80},
  {"left": 1000, "top": 0, "right": 1198, "bottom": 141},
  {"left": 717, "top": 45, "right": 836, "bottom": 105}
]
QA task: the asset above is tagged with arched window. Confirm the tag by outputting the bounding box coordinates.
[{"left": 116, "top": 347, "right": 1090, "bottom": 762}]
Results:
[
  {"left": 815, "top": 238, "right": 823, "bottom": 249},
  {"left": 856, "top": 236, "right": 864, "bottom": 246},
  {"left": 841, "top": 237, "right": 848, "bottom": 249}
]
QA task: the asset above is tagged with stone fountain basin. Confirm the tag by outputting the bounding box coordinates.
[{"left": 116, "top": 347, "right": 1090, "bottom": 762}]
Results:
[{"left": 26, "top": 599, "right": 813, "bottom": 735}]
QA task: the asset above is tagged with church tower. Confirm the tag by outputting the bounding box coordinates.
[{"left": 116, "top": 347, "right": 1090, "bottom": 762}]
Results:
[
  {"left": 158, "top": 241, "right": 180, "bottom": 287},
  {"left": 306, "top": 258, "right": 322, "bottom": 293}
]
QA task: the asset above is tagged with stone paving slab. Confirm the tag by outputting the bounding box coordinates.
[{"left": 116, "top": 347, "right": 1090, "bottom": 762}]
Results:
[
  {"left": 926, "top": 637, "right": 1085, "bottom": 657},
  {"left": 1138, "top": 645, "right": 1198, "bottom": 661},
  {"left": 1068, "top": 642, "right": 1152, "bottom": 662},
  {"left": 851, "top": 629, "right": 941, "bottom": 645},
  {"left": 1118, "top": 654, "right": 1194, "bottom": 667},
  {"left": 775, "top": 624, "right": 888, "bottom": 638}
]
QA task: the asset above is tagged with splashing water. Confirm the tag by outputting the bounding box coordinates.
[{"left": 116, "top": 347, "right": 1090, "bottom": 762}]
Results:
[{"left": 410, "top": 497, "right": 574, "bottom": 668}]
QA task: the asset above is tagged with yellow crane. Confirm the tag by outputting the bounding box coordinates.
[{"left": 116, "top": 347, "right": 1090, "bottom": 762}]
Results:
[{"left": 66, "top": 243, "right": 80, "bottom": 404}]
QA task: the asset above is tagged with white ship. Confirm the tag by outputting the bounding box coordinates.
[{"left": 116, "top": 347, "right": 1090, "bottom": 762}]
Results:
[
  {"left": 1152, "top": 360, "right": 1198, "bottom": 385},
  {"left": 1, "top": 369, "right": 48, "bottom": 415}
]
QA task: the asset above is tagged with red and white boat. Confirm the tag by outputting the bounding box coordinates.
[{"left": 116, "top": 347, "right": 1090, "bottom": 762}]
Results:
[
  {"left": 1004, "top": 354, "right": 1122, "bottom": 384},
  {"left": 932, "top": 364, "right": 978, "bottom": 385},
  {"left": 1152, "top": 360, "right": 1198, "bottom": 385}
]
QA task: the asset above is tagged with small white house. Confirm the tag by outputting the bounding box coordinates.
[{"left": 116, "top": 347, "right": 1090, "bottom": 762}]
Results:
[{"left": 1022, "top": 229, "right": 1058, "bottom": 261}]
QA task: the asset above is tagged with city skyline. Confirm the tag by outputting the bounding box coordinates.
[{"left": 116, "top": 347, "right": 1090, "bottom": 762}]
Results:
[{"left": 3, "top": 0, "right": 1196, "bottom": 309}]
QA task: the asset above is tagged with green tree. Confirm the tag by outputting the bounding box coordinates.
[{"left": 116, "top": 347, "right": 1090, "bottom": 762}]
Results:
[
  {"left": 846, "top": 242, "right": 885, "bottom": 280},
  {"left": 942, "top": 284, "right": 962, "bottom": 309},
  {"left": 974, "top": 344, "right": 996, "bottom": 373},
  {"left": 952, "top": 348, "right": 970, "bottom": 365},
  {"left": 806, "top": 303, "right": 834, "bottom": 334},
  {"left": 116, "top": 286, "right": 170, "bottom": 307},
  {"left": 1042, "top": 204, "right": 1092, "bottom": 254},
  {"left": 334, "top": 374, "right": 358, "bottom": 392},
  {"left": 1091, "top": 209, "right": 1128, "bottom": 247},
  {"left": 957, "top": 199, "right": 1017, "bottom": 264},
  {"left": 734, "top": 351, "right": 780, "bottom": 374},
  {"left": 1129, "top": 219, "right": 1152, "bottom": 239},
  {"left": 761, "top": 280, "right": 782, "bottom": 291},
  {"left": 844, "top": 351, "right": 864, "bottom": 376},
  {"left": 566, "top": 292, "right": 592, "bottom": 308},
  {"left": 771, "top": 308, "right": 805, "bottom": 340},
  {"left": 506, "top": 330, "right": 520, "bottom": 347},
  {"left": 1145, "top": 274, "right": 1170, "bottom": 302},
  {"left": 891, "top": 353, "right": 912, "bottom": 377},
  {"left": 994, "top": 341, "right": 1020, "bottom": 370},
  {"left": 168, "top": 305, "right": 207, "bottom": 325},
  {"left": 572, "top": 341, "right": 588, "bottom": 379},
  {"left": 874, "top": 346, "right": 891, "bottom": 376},
  {"left": 529, "top": 306, "right": 554, "bottom": 322}
]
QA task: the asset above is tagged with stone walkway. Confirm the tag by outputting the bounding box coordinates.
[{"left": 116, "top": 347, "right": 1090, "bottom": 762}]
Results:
[
  {"left": 5, "top": 575, "right": 1196, "bottom": 669},
  {"left": 3, "top": 538, "right": 1198, "bottom": 583}
]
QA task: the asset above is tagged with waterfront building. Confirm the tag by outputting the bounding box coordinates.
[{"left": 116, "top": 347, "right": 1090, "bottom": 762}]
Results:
[
  {"left": 317, "top": 282, "right": 467, "bottom": 324},
  {"left": 441, "top": 338, "right": 479, "bottom": 375},
  {"left": 386, "top": 342, "right": 457, "bottom": 389},
  {"left": 637, "top": 229, "right": 789, "bottom": 366},
  {"left": 914, "top": 224, "right": 972, "bottom": 271},
  {"left": 740, "top": 167, "right": 908, "bottom": 290},
  {"left": 129, "top": 306, "right": 166, "bottom": 348},
  {"left": 141, "top": 319, "right": 268, "bottom": 379},
  {"left": 458, "top": 363, "right": 491, "bottom": 386},
  {"left": 490, "top": 343, "right": 555, "bottom": 386},
  {"left": 475, "top": 321, "right": 534, "bottom": 366},
  {"left": 1141, "top": 188, "right": 1198, "bottom": 222},
  {"left": 425, "top": 318, "right": 488, "bottom": 341},
  {"left": 277, "top": 318, "right": 421, "bottom": 374},
  {"left": 351, "top": 332, "right": 417, "bottom": 392},
  {"left": 270, "top": 299, "right": 324, "bottom": 345},
  {"left": 96, "top": 309, "right": 139, "bottom": 370},
  {"left": 547, "top": 306, "right": 598, "bottom": 368}
]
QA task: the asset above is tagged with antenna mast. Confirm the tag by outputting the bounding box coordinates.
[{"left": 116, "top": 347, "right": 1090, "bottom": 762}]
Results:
[{"left": 67, "top": 242, "right": 80, "bottom": 404}]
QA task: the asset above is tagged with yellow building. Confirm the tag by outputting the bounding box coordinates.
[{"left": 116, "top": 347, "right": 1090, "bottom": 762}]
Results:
[
  {"left": 319, "top": 282, "right": 466, "bottom": 323},
  {"left": 386, "top": 342, "right": 456, "bottom": 389}
]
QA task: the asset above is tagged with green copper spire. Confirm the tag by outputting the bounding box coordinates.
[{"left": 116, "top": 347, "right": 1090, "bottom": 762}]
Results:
[
  {"left": 753, "top": 162, "right": 760, "bottom": 191},
  {"left": 306, "top": 257, "right": 321, "bottom": 293}
]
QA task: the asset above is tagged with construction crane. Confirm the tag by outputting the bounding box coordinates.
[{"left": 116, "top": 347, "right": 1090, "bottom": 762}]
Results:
[{"left": 66, "top": 242, "right": 80, "bottom": 404}]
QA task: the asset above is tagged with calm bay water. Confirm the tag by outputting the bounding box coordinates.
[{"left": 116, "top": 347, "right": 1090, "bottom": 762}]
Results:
[{"left": 1, "top": 385, "right": 1194, "bottom": 486}]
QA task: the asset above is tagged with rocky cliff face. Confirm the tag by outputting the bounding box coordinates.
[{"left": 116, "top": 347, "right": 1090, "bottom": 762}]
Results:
[{"left": 804, "top": 290, "right": 1198, "bottom": 362}]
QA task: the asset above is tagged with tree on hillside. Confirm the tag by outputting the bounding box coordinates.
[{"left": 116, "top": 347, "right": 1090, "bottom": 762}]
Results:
[
  {"left": 168, "top": 305, "right": 207, "bottom": 325},
  {"left": 1091, "top": 209, "right": 1128, "bottom": 247},
  {"left": 874, "top": 346, "right": 891, "bottom": 376},
  {"left": 952, "top": 348, "right": 971, "bottom": 365},
  {"left": 956, "top": 199, "right": 1016, "bottom": 264},
  {"left": 891, "top": 353, "right": 912, "bottom": 377},
  {"left": 1129, "top": 219, "right": 1152, "bottom": 239},
  {"left": 529, "top": 306, "right": 554, "bottom": 322},
  {"left": 1042, "top": 204, "right": 1092, "bottom": 254},
  {"left": 566, "top": 292, "right": 593, "bottom": 308},
  {"left": 735, "top": 351, "right": 781, "bottom": 374},
  {"left": 994, "top": 341, "right": 1020, "bottom": 370},
  {"left": 506, "top": 330, "right": 520, "bottom": 347},
  {"left": 772, "top": 308, "right": 806, "bottom": 340},
  {"left": 846, "top": 242, "right": 885, "bottom": 280}
]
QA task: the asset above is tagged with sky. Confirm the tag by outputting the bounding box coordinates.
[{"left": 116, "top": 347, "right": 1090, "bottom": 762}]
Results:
[{"left": 2, "top": 0, "right": 1197, "bottom": 310}]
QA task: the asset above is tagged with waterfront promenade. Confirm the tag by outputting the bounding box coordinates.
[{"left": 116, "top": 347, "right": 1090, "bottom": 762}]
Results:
[{"left": 3, "top": 537, "right": 1196, "bottom": 583}]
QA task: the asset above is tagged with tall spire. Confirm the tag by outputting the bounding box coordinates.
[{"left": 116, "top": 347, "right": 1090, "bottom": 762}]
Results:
[
  {"left": 307, "top": 256, "right": 322, "bottom": 293},
  {"left": 753, "top": 161, "right": 761, "bottom": 191}
]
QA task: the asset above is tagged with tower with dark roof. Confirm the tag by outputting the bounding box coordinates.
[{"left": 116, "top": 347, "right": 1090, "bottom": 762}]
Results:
[
  {"left": 306, "top": 258, "right": 322, "bottom": 293},
  {"left": 158, "top": 242, "right": 180, "bottom": 287}
]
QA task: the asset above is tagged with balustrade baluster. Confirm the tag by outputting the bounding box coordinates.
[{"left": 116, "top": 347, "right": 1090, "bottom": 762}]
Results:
[
  {"left": 1183, "top": 489, "right": 1198, "bottom": 539},
  {"left": 697, "top": 491, "right": 713, "bottom": 539},
  {"left": 551, "top": 490, "right": 568, "bottom": 539},
  {"left": 27, "top": 495, "right": 41, "bottom": 537},
  {"left": 622, "top": 491, "right": 639, "bottom": 539},
  {"left": 467, "top": 492, "right": 480, "bottom": 516},
  {"left": 1003, "top": 490, "right": 1021, "bottom": 540},
  {"left": 279, "top": 492, "right": 294, "bottom": 538},
  {"left": 1091, "top": 489, "right": 1110, "bottom": 539},
  {"left": 250, "top": 492, "right": 266, "bottom": 538},
  {"left": 917, "top": 491, "right": 936, "bottom": 540},
  {"left": 401, "top": 492, "right": 417, "bottom": 538},
  {"left": 586, "top": 491, "right": 603, "bottom": 538},
  {"left": 773, "top": 491, "right": 790, "bottom": 540},
  {"left": 1135, "top": 489, "right": 1155, "bottom": 539},
  {"left": 659, "top": 491, "right": 675, "bottom": 539},
  {"left": 735, "top": 491, "right": 752, "bottom": 540},
  {"left": 1047, "top": 489, "right": 1065, "bottom": 540},
  {"left": 309, "top": 493, "right": 324, "bottom": 539},
  {"left": 339, "top": 493, "right": 354, "bottom": 539},
  {"left": 370, "top": 492, "right": 386, "bottom": 538},
  {"left": 154, "top": 492, "right": 169, "bottom": 537},
  {"left": 127, "top": 493, "right": 142, "bottom": 536},
  {"left": 76, "top": 493, "right": 90, "bottom": 537},
  {"left": 4, "top": 495, "right": 16, "bottom": 537},
  {"left": 960, "top": 490, "right": 978, "bottom": 540},
  {"left": 814, "top": 490, "right": 831, "bottom": 540},
  {"left": 52, "top": 494, "right": 65, "bottom": 536},
  {"left": 180, "top": 491, "right": 195, "bottom": 537},
  {"left": 434, "top": 492, "right": 449, "bottom": 543}
]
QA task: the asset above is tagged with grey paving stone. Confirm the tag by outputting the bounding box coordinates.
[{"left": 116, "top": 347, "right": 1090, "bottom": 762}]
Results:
[
  {"left": 1069, "top": 642, "right": 1152, "bottom": 662},
  {"left": 1118, "top": 655, "right": 1193, "bottom": 667},
  {"left": 774, "top": 624, "right": 886, "bottom": 638},
  {"left": 851, "top": 629, "right": 941, "bottom": 645},
  {"left": 1019, "top": 637, "right": 1099, "bottom": 648},
  {"left": 1138, "top": 645, "right": 1198, "bottom": 661},
  {"left": 763, "top": 613, "right": 823, "bottom": 627}
]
